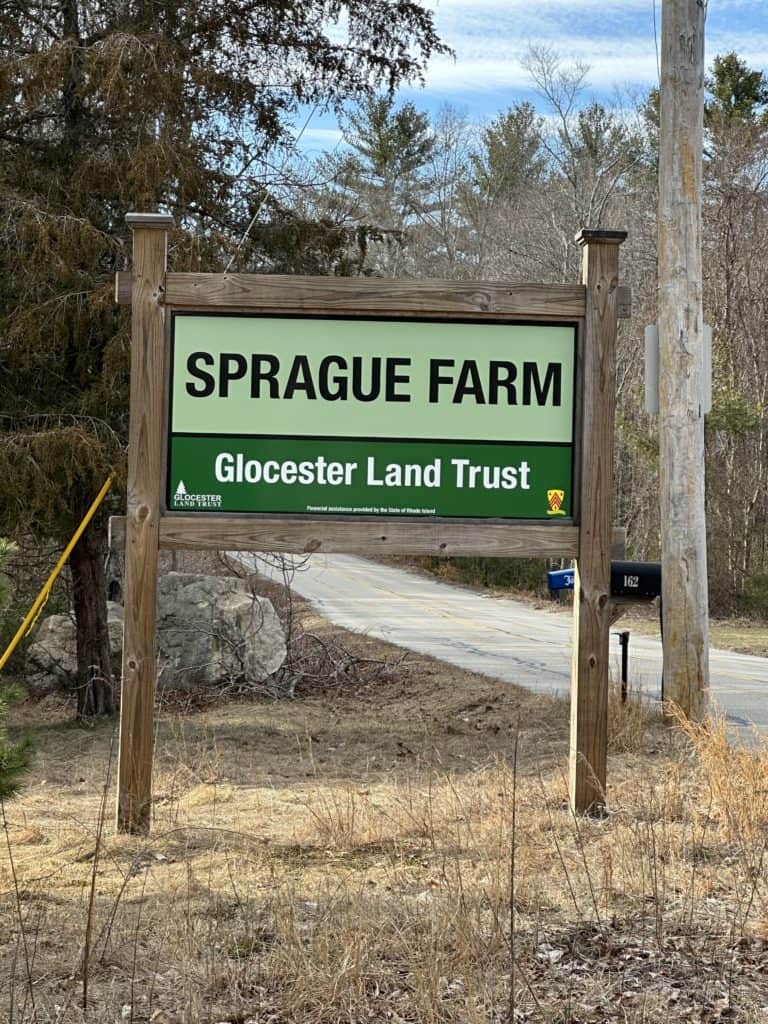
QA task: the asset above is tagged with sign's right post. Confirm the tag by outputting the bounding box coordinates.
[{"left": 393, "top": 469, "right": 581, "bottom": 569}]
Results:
[{"left": 570, "top": 228, "right": 627, "bottom": 815}]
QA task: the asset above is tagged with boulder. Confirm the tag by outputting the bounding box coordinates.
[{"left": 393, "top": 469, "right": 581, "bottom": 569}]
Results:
[
  {"left": 25, "top": 575, "right": 285, "bottom": 693},
  {"left": 156, "top": 573, "right": 286, "bottom": 689},
  {"left": 26, "top": 602, "right": 123, "bottom": 694}
]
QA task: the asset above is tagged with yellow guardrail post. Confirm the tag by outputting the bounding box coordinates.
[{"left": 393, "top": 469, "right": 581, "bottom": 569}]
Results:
[{"left": 0, "top": 476, "right": 114, "bottom": 673}]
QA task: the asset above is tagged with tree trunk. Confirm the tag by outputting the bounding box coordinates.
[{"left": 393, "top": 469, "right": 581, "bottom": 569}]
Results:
[{"left": 70, "top": 523, "right": 114, "bottom": 718}]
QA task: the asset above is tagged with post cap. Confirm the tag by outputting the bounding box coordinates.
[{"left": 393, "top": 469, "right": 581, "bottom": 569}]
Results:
[
  {"left": 575, "top": 228, "right": 627, "bottom": 246},
  {"left": 125, "top": 212, "right": 175, "bottom": 229}
]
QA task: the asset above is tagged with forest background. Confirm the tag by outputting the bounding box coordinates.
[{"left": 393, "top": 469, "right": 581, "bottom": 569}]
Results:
[{"left": 0, "top": 2, "right": 766, "bottom": 716}]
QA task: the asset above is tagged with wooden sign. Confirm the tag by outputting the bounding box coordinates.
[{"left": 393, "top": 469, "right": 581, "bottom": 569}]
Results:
[
  {"left": 166, "top": 313, "right": 577, "bottom": 521},
  {"left": 112, "top": 213, "right": 626, "bottom": 833}
]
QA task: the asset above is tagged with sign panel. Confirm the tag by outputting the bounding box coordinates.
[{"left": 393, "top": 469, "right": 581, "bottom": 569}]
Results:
[{"left": 167, "top": 314, "right": 577, "bottom": 519}]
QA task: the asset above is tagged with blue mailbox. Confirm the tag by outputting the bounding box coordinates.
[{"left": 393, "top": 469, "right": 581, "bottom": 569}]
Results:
[{"left": 547, "top": 569, "right": 575, "bottom": 591}]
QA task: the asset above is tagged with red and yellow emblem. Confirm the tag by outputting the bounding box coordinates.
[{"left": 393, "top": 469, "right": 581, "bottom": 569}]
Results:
[{"left": 547, "top": 489, "right": 567, "bottom": 516}]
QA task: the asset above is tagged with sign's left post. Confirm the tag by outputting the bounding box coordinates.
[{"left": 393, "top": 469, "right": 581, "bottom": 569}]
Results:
[{"left": 116, "top": 213, "right": 173, "bottom": 834}]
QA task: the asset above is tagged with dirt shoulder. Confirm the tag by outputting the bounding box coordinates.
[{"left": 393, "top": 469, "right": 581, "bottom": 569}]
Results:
[{"left": 9, "top": 609, "right": 572, "bottom": 796}]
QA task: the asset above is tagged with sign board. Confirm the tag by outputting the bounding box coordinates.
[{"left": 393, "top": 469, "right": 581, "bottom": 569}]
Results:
[
  {"left": 113, "top": 216, "right": 626, "bottom": 835},
  {"left": 167, "top": 313, "right": 577, "bottom": 520}
]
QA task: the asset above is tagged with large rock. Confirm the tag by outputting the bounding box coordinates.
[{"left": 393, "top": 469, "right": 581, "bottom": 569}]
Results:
[
  {"left": 26, "top": 602, "right": 124, "bottom": 694},
  {"left": 156, "top": 573, "right": 286, "bottom": 689},
  {"left": 25, "top": 575, "right": 285, "bottom": 693}
]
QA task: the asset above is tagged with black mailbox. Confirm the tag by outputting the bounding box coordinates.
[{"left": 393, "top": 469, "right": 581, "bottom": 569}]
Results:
[{"left": 610, "top": 561, "right": 662, "bottom": 600}]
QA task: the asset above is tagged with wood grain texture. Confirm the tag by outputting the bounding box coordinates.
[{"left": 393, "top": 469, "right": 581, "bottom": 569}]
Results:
[
  {"left": 657, "top": 0, "right": 709, "bottom": 718},
  {"left": 569, "top": 231, "right": 626, "bottom": 816},
  {"left": 109, "top": 515, "right": 627, "bottom": 560},
  {"left": 116, "top": 223, "right": 169, "bottom": 834},
  {"left": 116, "top": 271, "right": 586, "bottom": 319},
  {"left": 115, "top": 270, "right": 131, "bottom": 306}
]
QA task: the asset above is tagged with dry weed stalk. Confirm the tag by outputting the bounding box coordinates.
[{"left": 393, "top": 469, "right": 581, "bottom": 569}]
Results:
[
  {"left": 668, "top": 703, "right": 768, "bottom": 841},
  {"left": 1, "top": 795, "right": 37, "bottom": 1022}
]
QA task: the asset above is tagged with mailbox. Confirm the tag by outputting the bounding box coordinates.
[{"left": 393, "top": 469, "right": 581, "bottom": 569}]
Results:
[
  {"left": 610, "top": 561, "right": 661, "bottom": 600},
  {"left": 547, "top": 562, "right": 662, "bottom": 600},
  {"left": 547, "top": 569, "right": 575, "bottom": 591}
]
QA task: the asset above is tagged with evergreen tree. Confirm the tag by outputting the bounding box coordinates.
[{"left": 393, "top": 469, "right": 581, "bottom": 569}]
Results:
[
  {"left": 319, "top": 94, "right": 436, "bottom": 274},
  {"left": 0, "top": 1, "right": 445, "bottom": 716},
  {"left": 469, "top": 103, "right": 546, "bottom": 201},
  {"left": 706, "top": 52, "right": 768, "bottom": 129},
  {"left": 461, "top": 102, "right": 546, "bottom": 277}
]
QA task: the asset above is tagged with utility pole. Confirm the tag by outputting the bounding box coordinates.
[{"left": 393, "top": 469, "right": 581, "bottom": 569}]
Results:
[{"left": 658, "top": 0, "right": 709, "bottom": 718}]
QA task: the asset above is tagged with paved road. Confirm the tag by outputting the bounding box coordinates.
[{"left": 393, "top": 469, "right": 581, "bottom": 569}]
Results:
[{"left": 253, "top": 553, "right": 768, "bottom": 730}]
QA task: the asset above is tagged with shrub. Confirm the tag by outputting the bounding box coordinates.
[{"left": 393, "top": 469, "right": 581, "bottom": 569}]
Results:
[
  {"left": 0, "top": 539, "right": 30, "bottom": 799},
  {"left": 421, "top": 556, "right": 548, "bottom": 594},
  {"left": 738, "top": 571, "right": 768, "bottom": 620}
]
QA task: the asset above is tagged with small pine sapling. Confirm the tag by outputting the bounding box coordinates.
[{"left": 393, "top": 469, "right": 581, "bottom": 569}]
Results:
[{"left": 0, "top": 539, "right": 30, "bottom": 798}]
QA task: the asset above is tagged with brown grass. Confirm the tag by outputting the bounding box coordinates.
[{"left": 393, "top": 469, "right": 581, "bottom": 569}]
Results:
[
  {"left": 613, "top": 610, "right": 768, "bottom": 659},
  {"left": 2, "top": 617, "right": 768, "bottom": 1023}
]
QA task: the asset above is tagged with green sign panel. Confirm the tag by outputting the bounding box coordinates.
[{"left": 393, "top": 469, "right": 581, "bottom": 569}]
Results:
[{"left": 167, "top": 314, "right": 576, "bottom": 520}]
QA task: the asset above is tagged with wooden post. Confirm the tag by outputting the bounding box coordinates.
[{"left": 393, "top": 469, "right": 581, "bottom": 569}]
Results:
[
  {"left": 570, "top": 228, "right": 626, "bottom": 815},
  {"left": 116, "top": 212, "right": 173, "bottom": 834},
  {"left": 658, "top": 0, "right": 709, "bottom": 718}
]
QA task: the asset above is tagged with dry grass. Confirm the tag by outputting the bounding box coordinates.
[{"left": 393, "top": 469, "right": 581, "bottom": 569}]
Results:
[
  {"left": 613, "top": 611, "right": 768, "bottom": 660},
  {"left": 2, "top": 620, "right": 768, "bottom": 1023}
]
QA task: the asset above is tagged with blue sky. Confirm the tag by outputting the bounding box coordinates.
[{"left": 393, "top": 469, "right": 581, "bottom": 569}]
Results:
[{"left": 299, "top": 0, "right": 768, "bottom": 154}]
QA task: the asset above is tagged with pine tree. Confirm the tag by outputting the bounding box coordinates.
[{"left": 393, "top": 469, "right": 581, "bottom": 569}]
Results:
[
  {"left": 318, "top": 94, "right": 437, "bottom": 275},
  {"left": 0, "top": 1, "right": 446, "bottom": 717},
  {"left": 461, "top": 102, "right": 547, "bottom": 277},
  {"left": 706, "top": 52, "right": 768, "bottom": 129},
  {"left": 469, "top": 103, "right": 546, "bottom": 201}
]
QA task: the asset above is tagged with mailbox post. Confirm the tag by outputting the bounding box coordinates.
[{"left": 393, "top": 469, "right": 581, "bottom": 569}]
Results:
[
  {"left": 549, "top": 561, "right": 663, "bottom": 712},
  {"left": 616, "top": 630, "right": 630, "bottom": 703}
]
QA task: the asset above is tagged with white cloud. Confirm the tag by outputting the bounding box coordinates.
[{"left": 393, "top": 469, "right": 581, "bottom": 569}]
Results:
[
  {"left": 426, "top": 0, "right": 762, "bottom": 14},
  {"left": 423, "top": 32, "right": 661, "bottom": 94},
  {"left": 425, "top": 0, "right": 649, "bottom": 11},
  {"left": 301, "top": 128, "right": 344, "bottom": 144},
  {"left": 416, "top": 1, "right": 768, "bottom": 98}
]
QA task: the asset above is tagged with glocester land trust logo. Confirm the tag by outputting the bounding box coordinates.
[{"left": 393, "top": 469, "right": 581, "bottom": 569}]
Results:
[{"left": 172, "top": 479, "right": 222, "bottom": 509}]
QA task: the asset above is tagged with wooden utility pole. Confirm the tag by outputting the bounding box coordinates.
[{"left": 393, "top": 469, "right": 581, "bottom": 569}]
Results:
[{"left": 658, "top": 0, "right": 709, "bottom": 718}]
